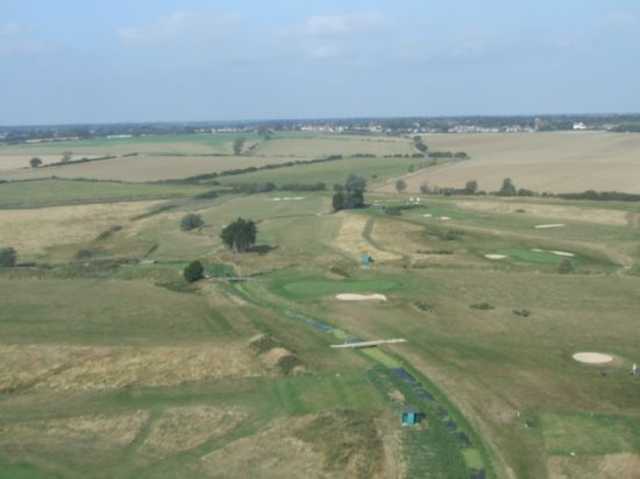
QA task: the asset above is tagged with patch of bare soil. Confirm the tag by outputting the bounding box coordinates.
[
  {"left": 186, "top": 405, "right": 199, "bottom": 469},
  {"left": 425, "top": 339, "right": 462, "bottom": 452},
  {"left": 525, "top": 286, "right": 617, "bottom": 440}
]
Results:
[
  {"left": 140, "top": 406, "right": 247, "bottom": 456},
  {"left": 0, "top": 343, "right": 262, "bottom": 392},
  {"left": 548, "top": 453, "right": 640, "bottom": 479}
]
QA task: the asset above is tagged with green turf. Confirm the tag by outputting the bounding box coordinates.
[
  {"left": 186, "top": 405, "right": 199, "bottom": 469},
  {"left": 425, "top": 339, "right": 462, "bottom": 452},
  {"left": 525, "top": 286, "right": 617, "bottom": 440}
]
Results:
[{"left": 0, "top": 179, "right": 207, "bottom": 208}]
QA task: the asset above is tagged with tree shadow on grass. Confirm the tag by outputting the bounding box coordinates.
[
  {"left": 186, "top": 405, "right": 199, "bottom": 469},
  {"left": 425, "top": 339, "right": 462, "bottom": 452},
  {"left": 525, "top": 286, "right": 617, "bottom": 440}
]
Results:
[{"left": 248, "top": 244, "right": 278, "bottom": 255}]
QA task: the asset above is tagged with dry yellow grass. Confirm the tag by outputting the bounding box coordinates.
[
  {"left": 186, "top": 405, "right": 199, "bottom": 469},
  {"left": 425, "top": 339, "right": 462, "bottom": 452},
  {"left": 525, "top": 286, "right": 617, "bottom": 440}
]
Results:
[
  {"left": 0, "top": 201, "right": 160, "bottom": 256},
  {"left": 455, "top": 200, "right": 630, "bottom": 226},
  {"left": 547, "top": 453, "right": 640, "bottom": 479},
  {"left": 140, "top": 406, "right": 247, "bottom": 456},
  {"left": 201, "top": 416, "right": 330, "bottom": 479},
  {"left": 381, "top": 132, "right": 640, "bottom": 194},
  {"left": 0, "top": 343, "right": 263, "bottom": 392},
  {"left": 0, "top": 411, "right": 149, "bottom": 450},
  {"left": 332, "top": 213, "right": 401, "bottom": 262}
]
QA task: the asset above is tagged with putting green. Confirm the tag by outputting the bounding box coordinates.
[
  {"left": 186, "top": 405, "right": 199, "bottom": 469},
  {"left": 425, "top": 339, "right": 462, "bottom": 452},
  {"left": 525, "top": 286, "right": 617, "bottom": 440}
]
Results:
[{"left": 280, "top": 278, "right": 399, "bottom": 299}]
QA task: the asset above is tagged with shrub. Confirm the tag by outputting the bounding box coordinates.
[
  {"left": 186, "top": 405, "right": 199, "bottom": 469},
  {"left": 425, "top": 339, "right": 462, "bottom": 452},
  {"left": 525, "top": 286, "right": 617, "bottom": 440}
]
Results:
[
  {"left": 558, "top": 258, "right": 575, "bottom": 274},
  {"left": 419, "top": 182, "right": 431, "bottom": 194},
  {"left": 0, "top": 247, "right": 17, "bottom": 267},
  {"left": 395, "top": 179, "right": 407, "bottom": 193},
  {"left": 183, "top": 260, "right": 204, "bottom": 283},
  {"left": 470, "top": 302, "right": 495, "bottom": 310},
  {"left": 180, "top": 213, "right": 204, "bottom": 231},
  {"left": 194, "top": 190, "right": 219, "bottom": 200},
  {"left": 30, "top": 157, "right": 43, "bottom": 168},
  {"left": 513, "top": 309, "right": 531, "bottom": 318},
  {"left": 332, "top": 192, "right": 345, "bottom": 211}
]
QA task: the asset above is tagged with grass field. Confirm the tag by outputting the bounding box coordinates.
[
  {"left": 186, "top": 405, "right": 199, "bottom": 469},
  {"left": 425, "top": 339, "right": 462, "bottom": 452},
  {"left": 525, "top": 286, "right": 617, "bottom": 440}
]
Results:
[
  {"left": 1, "top": 133, "right": 640, "bottom": 478},
  {"left": 380, "top": 132, "right": 640, "bottom": 194}
]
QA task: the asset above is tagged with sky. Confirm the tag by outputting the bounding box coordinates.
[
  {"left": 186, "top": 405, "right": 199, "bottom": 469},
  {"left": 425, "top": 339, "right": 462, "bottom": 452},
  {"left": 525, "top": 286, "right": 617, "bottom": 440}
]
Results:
[{"left": 1, "top": 0, "right": 639, "bottom": 125}]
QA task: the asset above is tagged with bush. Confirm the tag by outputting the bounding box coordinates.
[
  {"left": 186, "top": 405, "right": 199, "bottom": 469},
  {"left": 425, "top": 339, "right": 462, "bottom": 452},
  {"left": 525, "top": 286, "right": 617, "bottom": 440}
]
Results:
[
  {"left": 180, "top": 213, "right": 204, "bottom": 231},
  {"left": 513, "top": 309, "right": 531, "bottom": 318},
  {"left": 558, "top": 259, "right": 575, "bottom": 274},
  {"left": 470, "top": 302, "right": 495, "bottom": 310},
  {"left": 332, "top": 192, "right": 345, "bottom": 211},
  {"left": 30, "top": 157, "right": 43, "bottom": 168},
  {"left": 395, "top": 179, "right": 407, "bottom": 193},
  {"left": 0, "top": 247, "right": 17, "bottom": 267},
  {"left": 193, "top": 190, "right": 219, "bottom": 200},
  {"left": 183, "top": 260, "right": 204, "bottom": 283}
]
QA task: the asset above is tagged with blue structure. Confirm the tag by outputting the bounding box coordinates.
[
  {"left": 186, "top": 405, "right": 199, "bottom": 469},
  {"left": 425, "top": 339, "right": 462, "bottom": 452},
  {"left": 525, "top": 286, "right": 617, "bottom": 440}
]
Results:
[
  {"left": 401, "top": 408, "right": 425, "bottom": 426},
  {"left": 361, "top": 254, "right": 373, "bottom": 268}
]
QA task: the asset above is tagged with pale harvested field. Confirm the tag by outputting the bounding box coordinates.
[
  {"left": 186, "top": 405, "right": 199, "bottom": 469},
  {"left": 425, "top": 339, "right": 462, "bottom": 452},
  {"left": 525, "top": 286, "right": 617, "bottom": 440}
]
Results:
[
  {"left": 381, "top": 132, "right": 640, "bottom": 194},
  {"left": 0, "top": 139, "right": 230, "bottom": 157},
  {"left": 254, "top": 136, "right": 415, "bottom": 157},
  {"left": 0, "top": 154, "right": 306, "bottom": 182},
  {"left": 0, "top": 343, "right": 262, "bottom": 392},
  {"left": 0, "top": 201, "right": 160, "bottom": 255},
  {"left": 333, "top": 213, "right": 401, "bottom": 262},
  {"left": 455, "top": 200, "right": 631, "bottom": 226},
  {"left": 0, "top": 154, "right": 101, "bottom": 170}
]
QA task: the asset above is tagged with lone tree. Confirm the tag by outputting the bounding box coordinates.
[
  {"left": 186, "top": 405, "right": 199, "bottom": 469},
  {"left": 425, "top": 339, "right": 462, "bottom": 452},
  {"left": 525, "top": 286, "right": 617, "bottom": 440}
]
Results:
[
  {"left": 395, "top": 179, "right": 408, "bottom": 193},
  {"left": 332, "top": 191, "right": 345, "bottom": 211},
  {"left": 30, "top": 157, "right": 43, "bottom": 168},
  {"left": 221, "top": 218, "right": 257, "bottom": 252},
  {"left": 233, "top": 137, "right": 246, "bottom": 155},
  {"left": 0, "top": 247, "right": 17, "bottom": 267},
  {"left": 498, "top": 178, "right": 517, "bottom": 197},
  {"left": 465, "top": 180, "right": 479, "bottom": 195},
  {"left": 180, "top": 213, "right": 204, "bottom": 231},
  {"left": 419, "top": 182, "right": 431, "bottom": 194},
  {"left": 183, "top": 260, "right": 204, "bottom": 283}
]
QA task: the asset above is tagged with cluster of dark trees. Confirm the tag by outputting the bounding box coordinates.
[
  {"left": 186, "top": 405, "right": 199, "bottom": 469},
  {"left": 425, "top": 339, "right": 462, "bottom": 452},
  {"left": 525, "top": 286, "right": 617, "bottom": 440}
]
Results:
[
  {"left": 220, "top": 218, "right": 257, "bottom": 253},
  {"left": 182, "top": 217, "right": 259, "bottom": 283},
  {"left": 332, "top": 174, "right": 367, "bottom": 211}
]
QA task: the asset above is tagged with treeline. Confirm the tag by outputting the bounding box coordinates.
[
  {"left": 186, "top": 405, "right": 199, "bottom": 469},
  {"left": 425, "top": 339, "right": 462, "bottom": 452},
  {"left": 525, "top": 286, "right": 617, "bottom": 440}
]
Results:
[
  {"left": 424, "top": 178, "right": 640, "bottom": 202},
  {"left": 164, "top": 154, "right": 347, "bottom": 184},
  {"left": 230, "top": 182, "right": 327, "bottom": 194}
]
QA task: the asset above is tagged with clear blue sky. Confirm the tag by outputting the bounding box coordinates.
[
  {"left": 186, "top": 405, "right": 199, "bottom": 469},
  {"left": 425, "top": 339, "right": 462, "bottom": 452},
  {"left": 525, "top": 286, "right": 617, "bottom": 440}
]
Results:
[{"left": 1, "top": 1, "right": 639, "bottom": 124}]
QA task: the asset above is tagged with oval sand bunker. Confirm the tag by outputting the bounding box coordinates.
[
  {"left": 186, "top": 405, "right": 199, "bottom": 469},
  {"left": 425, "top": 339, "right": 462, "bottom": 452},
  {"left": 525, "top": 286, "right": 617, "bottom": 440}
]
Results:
[
  {"left": 336, "top": 294, "right": 387, "bottom": 302},
  {"left": 573, "top": 352, "right": 613, "bottom": 365}
]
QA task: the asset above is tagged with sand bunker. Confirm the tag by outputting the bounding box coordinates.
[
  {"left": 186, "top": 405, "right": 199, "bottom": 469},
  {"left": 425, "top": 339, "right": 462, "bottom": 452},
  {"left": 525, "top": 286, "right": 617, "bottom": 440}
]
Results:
[
  {"left": 573, "top": 352, "right": 614, "bottom": 365},
  {"left": 552, "top": 251, "right": 576, "bottom": 257},
  {"left": 440, "top": 216, "right": 451, "bottom": 221},
  {"left": 423, "top": 214, "right": 432, "bottom": 218},
  {"left": 535, "top": 224, "right": 565, "bottom": 229},
  {"left": 485, "top": 254, "right": 508, "bottom": 260},
  {"left": 336, "top": 294, "right": 388, "bottom": 302}
]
